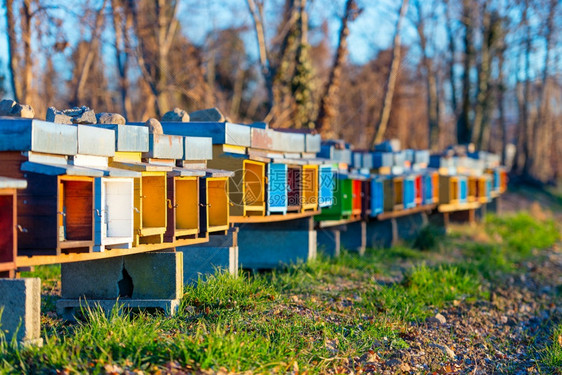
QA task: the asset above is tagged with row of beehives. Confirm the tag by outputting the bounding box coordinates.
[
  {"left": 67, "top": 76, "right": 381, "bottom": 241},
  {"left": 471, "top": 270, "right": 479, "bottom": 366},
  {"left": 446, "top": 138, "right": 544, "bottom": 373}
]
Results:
[
  {"left": 0, "top": 118, "right": 339, "bottom": 277},
  {"left": 0, "top": 116, "right": 507, "bottom": 277}
]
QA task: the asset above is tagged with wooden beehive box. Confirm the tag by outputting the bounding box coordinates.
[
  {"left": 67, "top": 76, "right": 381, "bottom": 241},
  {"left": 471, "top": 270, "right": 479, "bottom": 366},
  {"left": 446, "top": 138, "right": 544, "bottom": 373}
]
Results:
[
  {"left": 208, "top": 147, "right": 266, "bottom": 217},
  {"left": 301, "top": 165, "right": 319, "bottom": 212},
  {"left": 318, "top": 165, "right": 334, "bottom": 208},
  {"left": 431, "top": 171, "right": 440, "bottom": 204},
  {"left": 164, "top": 174, "right": 200, "bottom": 242},
  {"left": 370, "top": 177, "right": 384, "bottom": 216},
  {"left": 439, "top": 175, "right": 460, "bottom": 205},
  {"left": 0, "top": 177, "right": 26, "bottom": 278},
  {"left": 20, "top": 169, "right": 98, "bottom": 255},
  {"left": 457, "top": 176, "right": 468, "bottom": 204},
  {"left": 467, "top": 176, "right": 478, "bottom": 203},
  {"left": 422, "top": 173, "right": 434, "bottom": 205},
  {"left": 109, "top": 154, "right": 170, "bottom": 247},
  {"left": 287, "top": 165, "right": 302, "bottom": 212},
  {"left": 414, "top": 174, "right": 423, "bottom": 206},
  {"left": 361, "top": 178, "right": 371, "bottom": 217},
  {"left": 383, "top": 176, "right": 404, "bottom": 212},
  {"left": 200, "top": 175, "right": 230, "bottom": 233},
  {"left": 267, "top": 163, "right": 288, "bottom": 215},
  {"left": 476, "top": 175, "right": 492, "bottom": 203},
  {"left": 351, "top": 179, "right": 362, "bottom": 216},
  {"left": 71, "top": 124, "right": 137, "bottom": 253},
  {"left": 403, "top": 176, "right": 416, "bottom": 209},
  {"left": 316, "top": 175, "right": 353, "bottom": 221}
]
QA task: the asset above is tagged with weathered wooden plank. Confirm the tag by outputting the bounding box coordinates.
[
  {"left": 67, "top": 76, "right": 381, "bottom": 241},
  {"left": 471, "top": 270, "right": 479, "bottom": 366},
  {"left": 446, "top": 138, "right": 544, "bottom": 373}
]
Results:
[
  {"left": 21, "top": 162, "right": 104, "bottom": 177},
  {"left": 144, "top": 134, "right": 184, "bottom": 160},
  {"left": 0, "top": 177, "right": 27, "bottom": 190},
  {"left": 0, "top": 119, "right": 77, "bottom": 155},
  {"left": 77, "top": 125, "right": 115, "bottom": 157},
  {"left": 305, "top": 134, "right": 321, "bottom": 153},
  {"left": 251, "top": 128, "right": 274, "bottom": 150},
  {"left": 184, "top": 136, "right": 212, "bottom": 160},
  {"left": 92, "top": 124, "right": 149, "bottom": 152},
  {"left": 157, "top": 122, "right": 251, "bottom": 147}
]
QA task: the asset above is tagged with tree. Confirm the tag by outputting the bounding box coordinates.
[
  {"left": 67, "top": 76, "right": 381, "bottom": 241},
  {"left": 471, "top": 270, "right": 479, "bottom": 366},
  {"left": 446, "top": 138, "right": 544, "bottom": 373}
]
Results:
[{"left": 372, "top": 0, "right": 409, "bottom": 147}]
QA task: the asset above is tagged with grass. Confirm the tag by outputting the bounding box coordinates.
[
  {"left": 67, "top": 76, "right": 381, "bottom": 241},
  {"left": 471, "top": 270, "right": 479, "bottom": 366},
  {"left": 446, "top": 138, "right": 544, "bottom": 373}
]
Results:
[{"left": 0, "top": 213, "right": 559, "bottom": 374}]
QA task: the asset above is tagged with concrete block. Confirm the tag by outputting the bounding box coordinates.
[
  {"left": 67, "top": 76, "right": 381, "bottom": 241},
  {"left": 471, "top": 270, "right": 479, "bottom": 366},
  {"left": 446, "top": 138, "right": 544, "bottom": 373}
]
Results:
[
  {"left": 56, "top": 298, "right": 180, "bottom": 321},
  {"left": 0, "top": 278, "right": 41, "bottom": 344},
  {"left": 340, "top": 221, "right": 366, "bottom": 255},
  {"left": 178, "top": 245, "right": 238, "bottom": 285},
  {"left": 61, "top": 251, "right": 183, "bottom": 300},
  {"left": 237, "top": 218, "right": 316, "bottom": 269},
  {"left": 395, "top": 212, "right": 428, "bottom": 241},
  {"left": 366, "top": 219, "right": 395, "bottom": 249},
  {"left": 317, "top": 228, "right": 340, "bottom": 257}
]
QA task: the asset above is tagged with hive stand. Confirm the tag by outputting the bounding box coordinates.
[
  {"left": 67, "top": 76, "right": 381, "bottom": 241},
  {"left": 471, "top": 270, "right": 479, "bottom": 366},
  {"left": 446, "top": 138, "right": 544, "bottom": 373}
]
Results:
[
  {"left": 0, "top": 177, "right": 27, "bottom": 278},
  {"left": 177, "top": 228, "right": 238, "bottom": 285},
  {"left": 237, "top": 217, "right": 316, "bottom": 270},
  {"left": 0, "top": 278, "right": 41, "bottom": 344},
  {"left": 57, "top": 251, "right": 183, "bottom": 320}
]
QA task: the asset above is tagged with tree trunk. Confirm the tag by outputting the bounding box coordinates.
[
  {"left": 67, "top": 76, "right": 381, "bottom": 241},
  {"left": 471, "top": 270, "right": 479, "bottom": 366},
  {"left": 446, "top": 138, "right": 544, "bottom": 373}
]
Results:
[
  {"left": 371, "top": 0, "right": 409, "bottom": 147},
  {"left": 443, "top": 0, "right": 457, "bottom": 116},
  {"left": 457, "top": 0, "right": 474, "bottom": 145},
  {"left": 21, "top": 0, "right": 32, "bottom": 104},
  {"left": 413, "top": 0, "right": 440, "bottom": 150},
  {"left": 111, "top": 0, "right": 132, "bottom": 119},
  {"left": 5, "top": 0, "right": 20, "bottom": 102},
  {"left": 315, "top": 0, "right": 356, "bottom": 138},
  {"left": 73, "top": 0, "right": 108, "bottom": 107}
]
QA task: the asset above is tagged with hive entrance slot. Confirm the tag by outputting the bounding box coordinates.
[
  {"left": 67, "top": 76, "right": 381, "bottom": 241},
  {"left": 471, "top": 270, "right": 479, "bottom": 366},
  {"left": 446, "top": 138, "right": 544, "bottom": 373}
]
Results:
[
  {"left": 175, "top": 178, "right": 198, "bottom": 232},
  {"left": 0, "top": 195, "right": 14, "bottom": 264},
  {"left": 59, "top": 180, "right": 93, "bottom": 242},
  {"left": 208, "top": 179, "right": 228, "bottom": 228},
  {"left": 104, "top": 180, "right": 133, "bottom": 238},
  {"left": 141, "top": 176, "right": 166, "bottom": 229}
]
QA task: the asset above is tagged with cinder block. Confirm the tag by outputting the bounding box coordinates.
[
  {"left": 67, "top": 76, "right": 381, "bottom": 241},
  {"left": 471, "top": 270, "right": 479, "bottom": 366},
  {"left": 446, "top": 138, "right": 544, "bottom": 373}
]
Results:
[
  {"left": 340, "top": 221, "right": 366, "bottom": 255},
  {"left": 0, "top": 278, "right": 41, "bottom": 344},
  {"left": 366, "top": 219, "right": 395, "bottom": 249},
  {"left": 61, "top": 251, "right": 183, "bottom": 300},
  {"left": 317, "top": 228, "right": 340, "bottom": 257},
  {"left": 237, "top": 218, "right": 316, "bottom": 269},
  {"left": 178, "top": 245, "right": 238, "bottom": 285},
  {"left": 56, "top": 298, "right": 180, "bottom": 321},
  {"left": 395, "top": 212, "right": 428, "bottom": 241}
]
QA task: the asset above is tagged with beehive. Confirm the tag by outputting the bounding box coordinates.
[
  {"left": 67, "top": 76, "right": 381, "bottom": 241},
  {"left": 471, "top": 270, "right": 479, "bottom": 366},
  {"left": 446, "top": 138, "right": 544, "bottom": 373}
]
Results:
[
  {"left": 475, "top": 175, "right": 492, "bottom": 203},
  {"left": 301, "top": 165, "right": 319, "bottom": 212},
  {"left": 414, "top": 174, "right": 423, "bottom": 206},
  {"left": 0, "top": 178, "right": 26, "bottom": 277},
  {"left": 403, "top": 176, "right": 416, "bottom": 209},
  {"left": 164, "top": 176, "right": 199, "bottom": 242},
  {"left": 467, "top": 176, "right": 478, "bottom": 203},
  {"left": 287, "top": 165, "right": 302, "bottom": 212},
  {"left": 316, "top": 176, "right": 353, "bottom": 220},
  {"left": 267, "top": 163, "right": 288, "bottom": 214},
  {"left": 94, "top": 177, "right": 134, "bottom": 252},
  {"left": 458, "top": 176, "right": 468, "bottom": 204},
  {"left": 208, "top": 148, "right": 266, "bottom": 217},
  {"left": 200, "top": 176, "right": 230, "bottom": 233},
  {"left": 370, "top": 177, "right": 384, "bottom": 216},
  {"left": 318, "top": 165, "right": 334, "bottom": 208},
  {"left": 361, "top": 179, "right": 372, "bottom": 217},
  {"left": 351, "top": 179, "right": 362, "bottom": 216},
  {"left": 422, "top": 173, "right": 435, "bottom": 205},
  {"left": 383, "top": 176, "right": 404, "bottom": 211}
]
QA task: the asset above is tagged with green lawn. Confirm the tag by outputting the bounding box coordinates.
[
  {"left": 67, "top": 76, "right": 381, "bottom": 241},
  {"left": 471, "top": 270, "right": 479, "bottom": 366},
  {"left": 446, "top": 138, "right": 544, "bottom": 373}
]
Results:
[{"left": 0, "top": 213, "right": 560, "bottom": 374}]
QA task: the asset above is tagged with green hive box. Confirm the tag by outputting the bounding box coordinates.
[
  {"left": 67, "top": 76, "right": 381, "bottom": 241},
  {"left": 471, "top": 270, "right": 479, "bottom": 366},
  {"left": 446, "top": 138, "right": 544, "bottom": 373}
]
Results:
[{"left": 315, "top": 177, "right": 353, "bottom": 221}]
